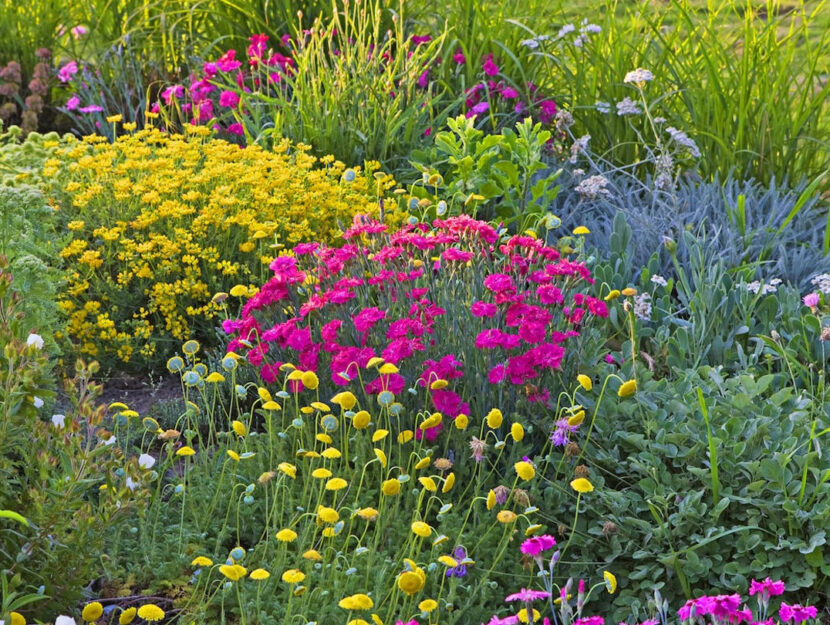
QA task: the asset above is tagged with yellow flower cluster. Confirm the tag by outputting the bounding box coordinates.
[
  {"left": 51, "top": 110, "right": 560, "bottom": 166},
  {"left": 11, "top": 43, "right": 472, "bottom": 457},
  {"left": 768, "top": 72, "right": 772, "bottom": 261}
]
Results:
[{"left": 47, "top": 128, "right": 402, "bottom": 369}]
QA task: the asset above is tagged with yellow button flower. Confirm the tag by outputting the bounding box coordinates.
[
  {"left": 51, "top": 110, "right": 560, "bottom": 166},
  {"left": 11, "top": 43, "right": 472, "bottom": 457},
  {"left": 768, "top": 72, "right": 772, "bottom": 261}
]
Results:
[
  {"left": 570, "top": 478, "right": 594, "bottom": 493},
  {"left": 618, "top": 379, "right": 637, "bottom": 397},
  {"left": 514, "top": 461, "right": 535, "bottom": 481}
]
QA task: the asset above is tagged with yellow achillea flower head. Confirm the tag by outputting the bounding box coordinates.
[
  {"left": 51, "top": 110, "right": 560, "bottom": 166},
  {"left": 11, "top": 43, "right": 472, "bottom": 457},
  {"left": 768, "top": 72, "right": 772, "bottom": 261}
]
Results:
[
  {"left": 618, "top": 379, "right": 637, "bottom": 397},
  {"left": 176, "top": 445, "right": 195, "bottom": 457},
  {"left": 82, "top": 602, "right": 104, "bottom": 621},
  {"left": 303, "top": 549, "right": 322, "bottom": 561},
  {"left": 10, "top": 612, "right": 26, "bottom": 625},
  {"left": 411, "top": 521, "right": 432, "bottom": 537},
  {"left": 325, "top": 477, "right": 348, "bottom": 491},
  {"left": 568, "top": 411, "right": 586, "bottom": 427},
  {"left": 573, "top": 225, "right": 590, "bottom": 235},
  {"left": 577, "top": 374, "right": 593, "bottom": 391},
  {"left": 621, "top": 287, "right": 637, "bottom": 296},
  {"left": 331, "top": 391, "right": 357, "bottom": 410},
  {"left": 518, "top": 608, "right": 541, "bottom": 623},
  {"left": 312, "top": 468, "right": 333, "bottom": 479},
  {"left": 604, "top": 289, "right": 620, "bottom": 301},
  {"left": 415, "top": 456, "right": 432, "bottom": 470},
  {"left": 454, "top": 413, "right": 469, "bottom": 429},
  {"left": 497, "top": 510, "right": 517, "bottom": 523},
  {"left": 418, "top": 476, "right": 437, "bottom": 492},
  {"left": 250, "top": 568, "right": 270, "bottom": 580},
  {"left": 231, "top": 420, "right": 247, "bottom": 436},
  {"left": 374, "top": 448, "right": 388, "bottom": 467},
  {"left": 278, "top": 462, "right": 297, "bottom": 478},
  {"left": 276, "top": 528, "right": 298, "bottom": 542},
  {"left": 353, "top": 410, "right": 371, "bottom": 429},
  {"left": 191, "top": 556, "right": 213, "bottom": 567},
  {"left": 419, "top": 599, "right": 438, "bottom": 612},
  {"left": 378, "top": 363, "right": 399, "bottom": 375},
  {"left": 430, "top": 379, "right": 448, "bottom": 390},
  {"left": 486, "top": 408, "right": 503, "bottom": 429},
  {"left": 317, "top": 505, "right": 340, "bottom": 523},
  {"left": 301, "top": 370, "right": 319, "bottom": 389},
  {"left": 397, "top": 430, "right": 414, "bottom": 444},
  {"left": 339, "top": 593, "right": 374, "bottom": 610},
  {"left": 136, "top": 605, "right": 165, "bottom": 622},
  {"left": 382, "top": 478, "right": 401, "bottom": 496},
  {"left": 118, "top": 607, "right": 137, "bottom": 625},
  {"left": 372, "top": 429, "right": 389, "bottom": 442},
  {"left": 219, "top": 564, "right": 247, "bottom": 581},
  {"left": 486, "top": 489, "right": 497, "bottom": 510},
  {"left": 357, "top": 507, "right": 379, "bottom": 521},
  {"left": 257, "top": 387, "right": 273, "bottom": 402},
  {"left": 514, "top": 461, "right": 535, "bottom": 481},
  {"left": 570, "top": 478, "right": 594, "bottom": 493},
  {"left": 397, "top": 560, "right": 426, "bottom": 595},
  {"left": 511, "top": 422, "right": 525, "bottom": 441},
  {"left": 282, "top": 568, "right": 306, "bottom": 583}
]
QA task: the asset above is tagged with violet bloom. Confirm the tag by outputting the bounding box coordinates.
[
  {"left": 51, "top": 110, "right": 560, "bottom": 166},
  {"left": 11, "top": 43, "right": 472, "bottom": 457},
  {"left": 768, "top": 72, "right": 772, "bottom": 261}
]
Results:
[
  {"left": 57, "top": 61, "right": 78, "bottom": 83},
  {"left": 574, "top": 618, "right": 604, "bottom": 625},
  {"left": 446, "top": 546, "right": 468, "bottom": 578},
  {"left": 505, "top": 588, "right": 551, "bottom": 603},
  {"left": 483, "top": 53, "right": 499, "bottom": 76},
  {"left": 779, "top": 603, "right": 818, "bottom": 623},
  {"left": 466, "top": 101, "right": 489, "bottom": 118},
  {"left": 65, "top": 94, "right": 80, "bottom": 110},
  {"left": 550, "top": 417, "right": 579, "bottom": 446},
  {"left": 749, "top": 578, "right": 786, "bottom": 599},
  {"left": 803, "top": 292, "right": 820, "bottom": 308}
]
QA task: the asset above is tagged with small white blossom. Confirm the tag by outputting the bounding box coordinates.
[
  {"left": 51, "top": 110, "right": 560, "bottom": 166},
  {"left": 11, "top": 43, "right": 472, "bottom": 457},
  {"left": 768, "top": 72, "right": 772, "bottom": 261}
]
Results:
[
  {"left": 126, "top": 477, "right": 138, "bottom": 491},
  {"left": 52, "top": 414, "right": 66, "bottom": 428},
  {"left": 575, "top": 175, "right": 611, "bottom": 199},
  {"left": 138, "top": 453, "right": 156, "bottom": 469},
  {"left": 746, "top": 278, "right": 781, "bottom": 295},
  {"left": 572, "top": 168, "right": 585, "bottom": 177},
  {"left": 573, "top": 34, "right": 587, "bottom": 47},
  {"left": 624, "top": 68, "right": 654, "bottom": 84},
  {"left": 633, "top": 293, "right": 652, "bottom": 320},
  {"left": 654, "top": 172, "right": 674, "bottom": 191},
  {"left": 654, "top": 117, "right": 666, "bottom": 124},
  {"left": 569, "top": 134, "right": 591, "bottom": 163},
  {"left": 810, "top": 273, "right": 830, "bottom": 295},
  {"left": 33, "top": 396, "right": 44, "bottom": 408},
  {"left": 26, "top": 333, "right": 44, "bottom": 349},
  {"left": 665, "top": 126, "right": 701, "bottom": 158},
  {"left": 581, "top": 23, "right": 602, "bottom": 34},
  {"left": 595, "top": 100, "right": 611, "bottom": 114},
  {"left": 616, "top": 97, "right": 641, "bottom": 116},
  {"left": 520, "top": 38, "right": 540, "bottom": 49},
  {"left": 555, "top": 110, "right": 574, "bottom": 132},
  {"left": 56, "top": 617, "right": 77, "bottom": 625},
  {"left": 102, "top": 435, "right": 117, "bottom": 446},
  {"left": 651, "top": 275, "right": 668, "bottom": 287}
]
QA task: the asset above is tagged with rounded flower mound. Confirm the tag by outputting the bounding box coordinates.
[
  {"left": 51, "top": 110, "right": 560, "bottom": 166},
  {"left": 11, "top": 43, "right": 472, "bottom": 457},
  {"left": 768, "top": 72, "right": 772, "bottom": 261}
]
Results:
[
  {"left": 49, "top": 130, "right": 402, "bottom": 370},
  {"left": 226, "top": 215, "right": 607, "bottom": 427}
]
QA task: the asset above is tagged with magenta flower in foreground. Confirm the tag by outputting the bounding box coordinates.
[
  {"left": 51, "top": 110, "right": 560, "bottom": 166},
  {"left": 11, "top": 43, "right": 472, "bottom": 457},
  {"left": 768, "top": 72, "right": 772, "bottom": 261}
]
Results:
[
  {"left": 505, "top": 588, "right": 551, "bottom": 602},
  {"left": 779, "top": 603, "right": 818, "bottom": 623},
  {"left": 483, "top": 616, "right": 519, "bottom": 625},
  {"left": 695, "top": 594, "right": 742, "bottom": 619},
  {"left": 483, "top": 53, "right": 499, "bottom": 76},
  {"left": 573, "top": 617, "right": 604, "bottom": 625},
  {"left": 520, "top": 534, "right": 556, "bottom": 557},
  {"left": 749, "top": 578, "right": 786, "bottom": 598},
  {"left": 803, "top": 292, "right": 820, "bottom": 308}
]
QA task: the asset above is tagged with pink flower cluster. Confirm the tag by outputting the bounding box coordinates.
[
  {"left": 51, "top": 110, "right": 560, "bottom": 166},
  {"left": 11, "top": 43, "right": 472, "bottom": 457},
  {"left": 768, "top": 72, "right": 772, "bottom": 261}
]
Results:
[{"left": 225, "top": 215, "right": 606, "bottom": 436}]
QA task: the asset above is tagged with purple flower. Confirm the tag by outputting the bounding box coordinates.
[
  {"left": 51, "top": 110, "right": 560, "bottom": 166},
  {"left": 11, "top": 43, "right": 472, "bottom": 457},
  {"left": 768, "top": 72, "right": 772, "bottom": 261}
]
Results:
[
  {"left": 78, "top": 104, "right": 103, "bottom": 113},
  {"left": 453, "top": 48, "right": 466, "bottom": 65},
  {"left": 520, "top": 535, "right": 556, "bottom": 557},
  {"left": 501, "top": 87, "right": 520, "bottom": 99},
  {"left": 466, "top": 101, "right": 489, "bottom": 118},
  {"left": 695, "top": 594, "right": 742, "bottom": 619},
  {"left": 779, "top": 603, "right": 818, "bottom": 623},
  {"left": 803, "top": 292, "right": 820, "bottom": 308},
  {"left": 749, "top": 578, "right": 786, "bottom": 598},
  {"left": 446, "top": 546, "right": 468, "bottom": 578},
  {"left": 219, "top": 90, "right": 240, "bottom": 108},
  {"left": 58, "top": 61, "right": 78, "bottom": 83},
  {"left": 65, "top": 94, "right": 80, "bottom": 111},
  {"left": 505, "top": 588, "right": 551, "bottom": 603},
  {"left": 483, "top": 53, "right": 499, "bottom": 76},
  {"left": 71, "top": 25, "right": 88, "bottom": 38},
  {"left": 573, "top": 617, "right": 604, "bottom": 625}
]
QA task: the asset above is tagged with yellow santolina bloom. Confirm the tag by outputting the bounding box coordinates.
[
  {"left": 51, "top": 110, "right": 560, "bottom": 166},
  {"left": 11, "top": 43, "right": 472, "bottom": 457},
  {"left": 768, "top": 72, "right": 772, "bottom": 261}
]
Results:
[
  {"left": 486, "top": 408, "right": 503, "bottom": 429},
  {"left": 357, "top": 507, "right": 379, "bottom": 521},
  {"left": 331, "top": 391, "right": 357, "bottom": 410},
  {"left": 419, "top": 412, "right": 442, "bottom": 430},
  {"left": 511, "top": 422, "right": 525, "bottom": 441},
  {"left": 518, "top": 608, "right": 541, "bottom": 623},
  {"left": 604, "top": 289, "right": 621, "bottom": 301},
  {"left": 415, "top": 456, "right": 432, "bottom": 470},
  {"left": 366, "top": 357, "right": 384, "bottom": 368},
  {"left": 382, "top": 479, "right": 401, "bottom": 496},
  {"left": 411, "top": 521, "right": 432, "bottom": 537},
  {"left": 372, "top": 429, "right": 389, "bottom": 442},
  {"left": 231, "top": 420, "right": 247, "bottom": 436},
  {"left": 276, "top": 528, "right": 298, "bottom": 542},
  {"left": 419, "top": 599, "right": 438, "bottom": 613},
  {"left": 136, "top": 605, "right": 165, "bottom": 622},
  {"left": 278, "top": 462, "right": 297, "bottom": 478},
  {"left": 568, "top": 411, "right": 586, "bottom": 427},
  {"left": 442, "top": 472, "right": 455, "bottom": 493},
  {"left": 573, "top": 225, "right": 590, "bottom": 235},
  {"left": 82, "top": 602, "right": 104, "bottom": 621},
  {"left": 618, "top": 379, "right": 637, "bottom": 397},
  {"left": 604, "top": 570, "right": 617, "bottom": 594},
  {"left": 119, "top": 607, "right": 137, "bottom": 625},
  {"left": 10, "top": 612, "right": 26, "bottom": 625},
  {"left": 321, "top": 447, "right": 342, "bottom": 459},
  {"left": 282, "top": 569, "right": 306, "bottom": 584},
  {"left": 418, "top": 476, "right": 437, "bottom": 492},
  {"left": 303, "top": 549, "right": 322, "bottom": 561},
  {"left": 317, "top": 505, "right": 340, "bottom": 523},
  {"left": 339, "top": 593, "right": 374, "bottom": 610},
  {"left": 454, "top": 413, "right": 469, "bottom": 429},
  {"left": 176, "top": 445, "right": 195, "bottom": 457},
  {"left": 515, "top": 461, "right": 535, "bottom": 481},
  {"left": 497, "top": 510, "right": 518, "bottom": 523},
  {"left": 487, "top": 489, "right": 497, "bottom": 510},
  {"left": 397, "top": 561, "right": 426, "bottom": 595},
  {"left": 317, "top": 433, "right": 333, "bottom": 444},
  {"left": 191, "top": 556, "right": 213, "bottom": 567},
  {"left": 570, "top": 478, "right": 594, "bottom": 493},
  {"left": 206, "top": 372, "right": 225, "bottom": 383},
  {"left": 437, "top": 555, "right": 458, "bottom": 567},
  {"left": 301, "top": 370, "right": 319, "bottom": 389},
  {"left": 263, "top": 400, "right": 282, "bottom": 411},
  {"left": 311, "top": 401, "right": 330, "bottom": 412},
  {"left": 621, "top": 287, "right": 638, "bottom": 296},
  {"left": 525, "top": 524, "right": 543, "bottom": 536},
  {"left": 326, "top": 477, "right": 348, "bottom": 491},
  {"left": 398, "top": 430, "right": 414, "bottom": 444},
  {"left": 430, "top": 379, "right": 448, "bottom": 390},
  {"left": 219, "top": 564, "right": 247, "bottom": 581},
  {"left": 577, "top": 374, "right": 593, "bottom": 391},
  {"left": 353, "top": 410, "right": 371, "bottom": 429},
  {"left": 348, "top": 620, "right": 370, "bottom": 625},
  {"left": 374, "top": 448, "right": 388, "bottom": 467},
  {"left": 378, "top": 363, "right": 399, "bottom": 375},
  {"left": 258, "top": 387, "right": 273, "bottom": 402},
  {"left": 250, "top": 568, "right": 271, "bottom": 580},
  {"left": 312, "top": 468, "right": 333, "bottom": 479}
]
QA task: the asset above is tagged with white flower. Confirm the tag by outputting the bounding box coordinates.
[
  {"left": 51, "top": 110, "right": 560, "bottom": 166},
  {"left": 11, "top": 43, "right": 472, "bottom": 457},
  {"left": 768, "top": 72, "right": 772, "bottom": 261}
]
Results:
[
  {"left": 33, "top": 396, "right": 44, "bottom": 408},
  {"left": 572, "top": 168, "right": 585, "bottom": 177},
  {"left": 654, "top": 116, "right": 666, "bottom": 124},
  {"left": 595, "top": 100, "right": 611, "bottom": 114},
  {"left": 573, "top": 34, "right": 587, "bottom": 47},
  {"left": 811, "top": 273, "right": 830, "bottom": 294},
  {"left": 52, "top": 414, "right": 66, "bottom": 428},
  {"left": 56, "top": 617, "right": 78, "bottom": 625},
  {"left": 624, "top": 68, "right": 654, "bottom": 84},
  {"left": 569, "top": 134, "right": 591, "bottom": 163},
  {"left": 651, "top": 275, "right": 668, "bottom": 287},
  {"left": 520, "top": 38, "right": 539, "bottom": 49},
  {"left": 138, "top": 453, "right": 156, "bottom": 469},
  {"left": 665, "top": 127, "right": 701, "bottom": 158},
  {"left": 126, "top": 477, "right": 137, "bottom": 491},
  {"left": 102, "top": 435, "right": 117, "bottom": 446},
  {"left": 633, "top": 293, "right": 652, "bottom": 320},
  {"left": 616, "top": 97, "right": 641, "bottom": 116},
  {"left": 575, "top": 175, "right": 611, "bottom": 199},
  {"left": 26, "top": 333, "right": 44, "bottom": 349}
]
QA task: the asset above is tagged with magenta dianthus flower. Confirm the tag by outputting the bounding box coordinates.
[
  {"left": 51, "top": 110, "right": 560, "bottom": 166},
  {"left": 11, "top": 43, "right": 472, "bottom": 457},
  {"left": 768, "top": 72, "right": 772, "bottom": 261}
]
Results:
[
  {"left": 749, "top": 578, "right": 786, "bottom": 598},
  {"left": 505, "top": 588, "right": 551, "bottom": 603},
  {"left": 519, "top": 534, "right": 556, "bottom": 557},
  {"left": 779, "top": 603, "right": 818, "bottom": 623}
]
